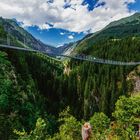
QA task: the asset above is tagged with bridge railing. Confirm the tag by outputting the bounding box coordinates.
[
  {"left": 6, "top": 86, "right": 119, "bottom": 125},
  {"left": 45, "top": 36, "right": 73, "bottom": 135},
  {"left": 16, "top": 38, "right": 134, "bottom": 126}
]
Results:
[
  {"left": 0, "top": 37, "right": 27, "bottom": 48},
  {"left": 73, "top": 54, "right": 140, "bottom": 66},
  {"left": 0, "top": 37, "right": 140, "bottom": 66}
]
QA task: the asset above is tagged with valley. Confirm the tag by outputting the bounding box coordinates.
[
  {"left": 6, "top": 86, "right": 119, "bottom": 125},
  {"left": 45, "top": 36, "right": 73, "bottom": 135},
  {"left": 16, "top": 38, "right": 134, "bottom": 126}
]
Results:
[{"left": 0, "top": 13, "right": 140, "bottom": 140}]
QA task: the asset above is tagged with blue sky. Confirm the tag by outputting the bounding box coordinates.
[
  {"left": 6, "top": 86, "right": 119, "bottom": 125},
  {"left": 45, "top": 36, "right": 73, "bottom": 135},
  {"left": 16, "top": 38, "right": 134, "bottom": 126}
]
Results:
[
  {"left": 26, "top": 0, "right": 106, "bottom": 46},
  {"left": 0, "top": 0, "right": 140, "bottom": 47},
  {"left": 26, "top": 0, "right": 98, "bottom": 47},
  {"left": 128, "top": 0, "right": 140, "bottom": 11},
  {"left": 26, "top": 26, "right": 85, "bottom": 47},
  {"left": 26, "top": 0, "right": 140, "bottom": 47}
]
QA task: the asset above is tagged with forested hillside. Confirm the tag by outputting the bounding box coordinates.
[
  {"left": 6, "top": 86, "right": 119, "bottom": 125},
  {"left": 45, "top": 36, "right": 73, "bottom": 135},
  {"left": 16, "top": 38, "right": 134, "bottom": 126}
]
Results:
[
  {"left": 67, "top": 37, "right": 140, "bottom": 118},
  {"left": 0, "top": 47, "right": 65, "bottom": 139},
  {"left": 74, "top": 13, "right": 140, "bottom": 53},
  {"left": 0, "top": 17, "right": 56, "bottom": 52},
  {"left": 0, "top": 13, "right": 140, "bottom": 140}
]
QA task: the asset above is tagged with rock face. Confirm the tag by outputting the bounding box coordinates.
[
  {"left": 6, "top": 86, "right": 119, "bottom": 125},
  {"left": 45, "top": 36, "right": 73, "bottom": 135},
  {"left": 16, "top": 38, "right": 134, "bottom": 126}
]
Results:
[
  {"left": 56, "top": 42, "right": 77, "bottom": 55},
  {"left": 127, "top": 65, "right": 140, "bottom": 93},
  {"left": 134, "top": 77, "right": 140, "bottom": 92},
  {"left": 82, "top": 123, "right": 92, "bottom": 140}
]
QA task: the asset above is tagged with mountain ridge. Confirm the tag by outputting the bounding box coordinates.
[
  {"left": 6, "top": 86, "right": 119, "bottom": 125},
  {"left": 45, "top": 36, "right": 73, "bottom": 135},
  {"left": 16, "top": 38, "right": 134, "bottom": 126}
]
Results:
[
  {"left": 73, "top": 12, "right": 140, "bottom": 54},
  {"left": 0, "top": 17, "right": 57, "bottom": 53}
]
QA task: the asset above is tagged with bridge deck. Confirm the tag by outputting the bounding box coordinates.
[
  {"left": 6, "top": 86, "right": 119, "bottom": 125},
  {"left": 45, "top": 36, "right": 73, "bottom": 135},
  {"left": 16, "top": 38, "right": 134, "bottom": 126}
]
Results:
[{"left": 0, "top": 44, "right": 140, "bottom": 66}]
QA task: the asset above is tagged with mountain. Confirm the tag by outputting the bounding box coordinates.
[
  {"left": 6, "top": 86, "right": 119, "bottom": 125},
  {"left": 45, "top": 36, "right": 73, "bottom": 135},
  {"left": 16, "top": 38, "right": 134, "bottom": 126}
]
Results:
[
  {"left": 0, "top": 13, "right": 140, "bottom": 140},
  {"left": 56, "top": 42, "right": 77, "bottom": 55},
  {"left": 105, "top": 12, "right": 140, "bottom": 29},
  {"left": 74, "top": 12, "right": 140, "bottom": 53},
  {"left": 65, "top": 13, "right": 140, "bottom": 119},
  {"left": 56, "top": 33, "right": 94, "bottom": 55},
  {"left": 0, "top": 17, "right": 56, "bottom": 53}
]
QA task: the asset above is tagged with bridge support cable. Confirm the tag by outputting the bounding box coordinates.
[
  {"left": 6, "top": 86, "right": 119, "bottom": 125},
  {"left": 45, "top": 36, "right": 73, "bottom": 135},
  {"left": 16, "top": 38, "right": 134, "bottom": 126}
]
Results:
[{"left": 0, "top": 43, "right": 140, "bottom": 66}]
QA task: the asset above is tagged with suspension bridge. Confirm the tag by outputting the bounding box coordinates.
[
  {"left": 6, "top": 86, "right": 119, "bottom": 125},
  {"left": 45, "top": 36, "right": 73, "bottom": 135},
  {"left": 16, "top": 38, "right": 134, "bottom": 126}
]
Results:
[{"left": 0, "top": 37, "right": 140, "bottom": 66}]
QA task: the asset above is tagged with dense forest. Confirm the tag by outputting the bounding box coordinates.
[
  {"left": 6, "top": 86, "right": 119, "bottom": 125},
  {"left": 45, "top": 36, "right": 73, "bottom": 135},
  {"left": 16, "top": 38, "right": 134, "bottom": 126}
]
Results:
[{"left": 0, "top": 16, "right": 140, "bottom": 139}]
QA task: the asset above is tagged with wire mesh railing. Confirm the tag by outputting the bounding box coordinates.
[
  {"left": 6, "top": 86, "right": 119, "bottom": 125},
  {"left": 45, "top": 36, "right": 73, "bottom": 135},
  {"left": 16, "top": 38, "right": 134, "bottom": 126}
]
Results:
[{"left": 0, "top": 37, "right": 140, "bottom": 66}]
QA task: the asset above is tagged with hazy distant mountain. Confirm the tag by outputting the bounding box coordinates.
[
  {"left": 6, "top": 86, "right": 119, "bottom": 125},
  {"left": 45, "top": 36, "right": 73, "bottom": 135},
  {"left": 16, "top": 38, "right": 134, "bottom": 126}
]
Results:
[{"left": 56, "top": 42, "right": 78, "bottom": 55}]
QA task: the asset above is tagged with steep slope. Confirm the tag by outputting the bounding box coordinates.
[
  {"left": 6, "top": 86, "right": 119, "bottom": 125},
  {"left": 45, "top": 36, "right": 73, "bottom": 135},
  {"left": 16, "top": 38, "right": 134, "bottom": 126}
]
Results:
[
  {"left": 0, "top": 17, "right": 56, "bottom": 53},
  {"left": 74, "top": 13, "right": 140, "bottom": 53},
  {"left": 56, "top": 34, "right": 93, "bottom": 55},
  {"left": 56, "top": 42, "right": 78, "bottom": 55},
  {"left": 105, "top": 12, "right": 140, "bottom": 29},
  {"left": 64, "top": 13, "right": 140, "bottom": 119},
  {"left": 0, "top": 13, "right": 140, "bottom": 140},
  {"left": 0, "top": 46, "right": 64, "bottom": 139}
]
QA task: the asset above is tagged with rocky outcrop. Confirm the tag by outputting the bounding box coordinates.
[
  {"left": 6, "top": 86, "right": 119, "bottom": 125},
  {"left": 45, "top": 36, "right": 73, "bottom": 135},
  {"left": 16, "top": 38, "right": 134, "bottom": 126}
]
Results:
[{"left": 127, "top": 65, "right": 140, "bottom": 93}]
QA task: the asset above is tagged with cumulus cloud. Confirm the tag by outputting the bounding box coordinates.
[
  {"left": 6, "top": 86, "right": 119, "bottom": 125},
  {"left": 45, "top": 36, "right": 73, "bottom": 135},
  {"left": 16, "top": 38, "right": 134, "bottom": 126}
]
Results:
[
  {"left": 0, "top": 0, "right": 137, "bottom": 33},
  {"left": 60, "top": 32, "right": 65, "bottom": 35},
  {"left": 68, "top": 35, "right": 74, "bottom": 39}
]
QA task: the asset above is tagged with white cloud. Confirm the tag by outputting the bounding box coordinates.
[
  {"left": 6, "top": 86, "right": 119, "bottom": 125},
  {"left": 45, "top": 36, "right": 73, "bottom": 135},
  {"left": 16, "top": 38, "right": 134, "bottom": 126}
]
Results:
[
  {"left": 68, "top": 35, "right": 74, "bottom": 39},
  {"left": 39, "top": 24, "right": 51, "bottom": 30},
  {"left": 60, "top": 32, "right": 65, "bottom": 35},
  {"left": 56, "top": 44, "right": 63, "bottom": 47},
  {"left": 0, "top": 0, "right": 137, "bottom": 33}
]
